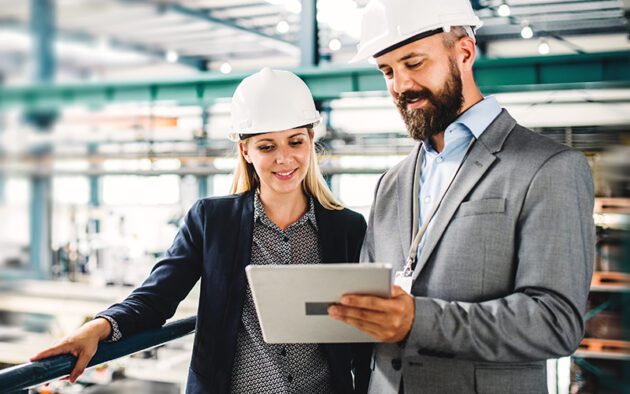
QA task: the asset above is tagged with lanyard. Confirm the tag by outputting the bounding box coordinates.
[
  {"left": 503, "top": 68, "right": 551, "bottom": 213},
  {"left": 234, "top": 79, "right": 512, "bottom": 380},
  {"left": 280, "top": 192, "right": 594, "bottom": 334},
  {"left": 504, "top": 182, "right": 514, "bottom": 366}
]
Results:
[{"left": 402, "top": 138, "right": 476, "bottom": 277}]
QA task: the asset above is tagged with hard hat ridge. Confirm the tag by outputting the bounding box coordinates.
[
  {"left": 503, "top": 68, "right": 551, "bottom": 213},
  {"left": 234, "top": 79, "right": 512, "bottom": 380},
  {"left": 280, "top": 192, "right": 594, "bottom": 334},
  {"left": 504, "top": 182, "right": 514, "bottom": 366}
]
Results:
[
  {"left": 351, "top": 0, "right": 483, "bottom": 63},
  {"left": 229, "top": 68, "right": 321, "bottom": 141}
]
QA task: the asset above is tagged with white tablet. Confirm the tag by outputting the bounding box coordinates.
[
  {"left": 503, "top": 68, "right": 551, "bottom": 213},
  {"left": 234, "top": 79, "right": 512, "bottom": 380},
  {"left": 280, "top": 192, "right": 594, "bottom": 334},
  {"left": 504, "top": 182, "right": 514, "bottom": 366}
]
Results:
[{"left": 245, "top": 263, "right": 392, "bottom": 344}]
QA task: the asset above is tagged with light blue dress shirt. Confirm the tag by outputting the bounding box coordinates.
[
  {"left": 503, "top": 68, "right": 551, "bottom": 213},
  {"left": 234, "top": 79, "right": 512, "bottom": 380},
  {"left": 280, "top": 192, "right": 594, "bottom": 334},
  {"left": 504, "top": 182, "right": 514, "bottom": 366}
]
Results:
[{"left": 416, "top": 96, "right": 502, "bottom": 261}]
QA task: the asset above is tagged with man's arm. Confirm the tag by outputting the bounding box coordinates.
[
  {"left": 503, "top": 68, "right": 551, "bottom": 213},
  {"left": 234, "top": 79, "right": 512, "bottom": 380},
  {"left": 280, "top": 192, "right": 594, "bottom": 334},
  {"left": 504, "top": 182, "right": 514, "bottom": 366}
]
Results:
[{"left": 332, "top": 149, "right": 595, "bottom": 362}]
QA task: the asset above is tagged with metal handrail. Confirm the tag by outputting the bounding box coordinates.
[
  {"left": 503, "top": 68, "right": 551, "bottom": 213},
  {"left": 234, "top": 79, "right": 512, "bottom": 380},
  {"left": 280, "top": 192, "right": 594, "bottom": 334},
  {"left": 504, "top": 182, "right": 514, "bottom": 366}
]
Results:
[{"left": 0, "top": 316, "right": 197, "bottom": 393}]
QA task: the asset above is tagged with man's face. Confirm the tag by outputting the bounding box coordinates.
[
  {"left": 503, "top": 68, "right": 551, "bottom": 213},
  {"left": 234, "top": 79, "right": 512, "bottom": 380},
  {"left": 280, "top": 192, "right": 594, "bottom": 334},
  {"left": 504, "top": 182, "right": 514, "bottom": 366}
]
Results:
[{"left": 376, "top": 35, "right": 464, "bottom": 141}]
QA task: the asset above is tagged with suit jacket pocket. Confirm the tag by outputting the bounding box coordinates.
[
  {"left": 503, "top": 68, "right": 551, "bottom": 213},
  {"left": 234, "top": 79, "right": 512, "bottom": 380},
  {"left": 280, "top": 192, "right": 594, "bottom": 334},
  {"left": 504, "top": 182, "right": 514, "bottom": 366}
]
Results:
[
  {"left": 475, "top": 364, "right": 545, "bottom": 394},
  {"left": 455, "top": 198, "right": 506, "bottom": 219}
]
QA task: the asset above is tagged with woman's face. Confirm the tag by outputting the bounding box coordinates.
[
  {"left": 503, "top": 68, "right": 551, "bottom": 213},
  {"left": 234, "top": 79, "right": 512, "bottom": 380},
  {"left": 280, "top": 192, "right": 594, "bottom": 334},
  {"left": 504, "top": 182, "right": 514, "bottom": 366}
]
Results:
[{"left": 240, "top": 128, "right": 313, "bottom": 199}]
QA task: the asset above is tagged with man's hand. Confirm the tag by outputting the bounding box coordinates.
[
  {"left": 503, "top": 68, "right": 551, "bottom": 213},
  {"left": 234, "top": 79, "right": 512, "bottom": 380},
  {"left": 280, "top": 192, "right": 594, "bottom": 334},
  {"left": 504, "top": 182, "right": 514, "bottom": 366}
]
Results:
[{"left": 328, "top": 285, "right": 414, "bottom": 343}]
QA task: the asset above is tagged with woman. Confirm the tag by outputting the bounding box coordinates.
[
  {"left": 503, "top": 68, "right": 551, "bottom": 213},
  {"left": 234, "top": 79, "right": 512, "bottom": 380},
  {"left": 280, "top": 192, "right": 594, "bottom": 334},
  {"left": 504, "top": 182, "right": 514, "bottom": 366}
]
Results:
[{"left": 31, "top": 68, "right": 371, "bottom": 393}]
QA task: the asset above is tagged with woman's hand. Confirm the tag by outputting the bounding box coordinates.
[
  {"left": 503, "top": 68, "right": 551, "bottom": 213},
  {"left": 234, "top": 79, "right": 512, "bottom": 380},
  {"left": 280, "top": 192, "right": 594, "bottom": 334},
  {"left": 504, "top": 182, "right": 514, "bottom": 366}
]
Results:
[{"left": 30, "top": 317, "right": 112, "bottom": 383}]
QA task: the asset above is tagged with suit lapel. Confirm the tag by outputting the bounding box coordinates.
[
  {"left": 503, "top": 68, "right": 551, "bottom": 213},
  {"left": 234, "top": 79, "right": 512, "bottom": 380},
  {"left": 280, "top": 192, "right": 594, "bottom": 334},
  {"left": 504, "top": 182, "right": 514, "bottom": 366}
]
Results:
[
  {"left": 235, "top": 192, "right": 255, "bottom": 273},
  {"left": 396, "top": 144, "right": 422, "bottom": 268},
  {"left": 412, "top": 110, "right": 516, "bottom": 280}
]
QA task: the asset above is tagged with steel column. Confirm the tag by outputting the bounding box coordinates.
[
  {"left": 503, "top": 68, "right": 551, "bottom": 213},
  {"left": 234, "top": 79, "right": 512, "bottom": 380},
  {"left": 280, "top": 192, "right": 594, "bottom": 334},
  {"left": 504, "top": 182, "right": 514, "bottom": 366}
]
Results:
[
  {"left": 88, "top": 144, "right": 101, "bottom": 234},
  {"left": 197, "top": 176, "right": 208, "bottom": 198},
  {"left": 30, "top": 176, "right": 52, "bottom": 279},
  {"left": 299, "top": 0, "right": 319, "bottom": 67},
  {"left": 28, "top": 0, "right": 56, "bottom": 279}
]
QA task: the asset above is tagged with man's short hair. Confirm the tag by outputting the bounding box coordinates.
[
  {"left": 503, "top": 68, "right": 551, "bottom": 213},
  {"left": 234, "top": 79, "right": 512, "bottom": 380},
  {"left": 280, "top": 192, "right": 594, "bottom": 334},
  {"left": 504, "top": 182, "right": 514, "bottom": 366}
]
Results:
[{"left": 442, "top": 26, "right": 471, "bottom": 48}]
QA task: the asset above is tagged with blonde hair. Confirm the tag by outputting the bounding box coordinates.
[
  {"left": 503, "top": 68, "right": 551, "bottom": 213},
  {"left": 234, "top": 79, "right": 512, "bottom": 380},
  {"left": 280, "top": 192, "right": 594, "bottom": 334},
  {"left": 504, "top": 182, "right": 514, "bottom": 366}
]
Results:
[{"left": 230, "top": 128, "right": 344, "bottom": 210}]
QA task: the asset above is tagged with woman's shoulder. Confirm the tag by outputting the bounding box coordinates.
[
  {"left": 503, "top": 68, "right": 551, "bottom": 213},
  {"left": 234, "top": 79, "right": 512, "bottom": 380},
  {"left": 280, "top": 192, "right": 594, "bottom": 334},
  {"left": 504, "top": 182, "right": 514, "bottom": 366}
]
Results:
[
  {"left": 337, "top": 207, "right": 366, "bottom": 223},
  {"left": 189, "top": 192, "right": 253, "bottom": 219},
  {"left": 198, "top": 191, "right": 251, "bottom": 207}
]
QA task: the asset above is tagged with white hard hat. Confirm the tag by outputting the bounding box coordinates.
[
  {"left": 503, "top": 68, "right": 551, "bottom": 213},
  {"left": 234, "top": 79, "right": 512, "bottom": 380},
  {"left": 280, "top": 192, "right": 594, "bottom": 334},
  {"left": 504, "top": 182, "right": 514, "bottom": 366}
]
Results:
[
  {"left": 229, "top": 68, "right": 321, "bottom": 141},
  {"left": 350, "top": 0, "right": 483, "bottom": 63}
]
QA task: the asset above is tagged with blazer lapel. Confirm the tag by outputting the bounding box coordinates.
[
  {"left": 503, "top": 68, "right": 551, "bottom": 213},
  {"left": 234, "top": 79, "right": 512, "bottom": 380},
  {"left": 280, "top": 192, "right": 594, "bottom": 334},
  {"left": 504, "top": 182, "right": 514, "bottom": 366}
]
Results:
[
  {"left": 315, "top": 201, "right": 339, "bottom": 264},
  {"left": 234, "top": 191, "right": 255, "bottom": 273},
  {"left": 396, "top": 143, "right": 422, "bottom": 268},
  {"left": 412, "top": 110, "right": 516, "bottom": 280}
]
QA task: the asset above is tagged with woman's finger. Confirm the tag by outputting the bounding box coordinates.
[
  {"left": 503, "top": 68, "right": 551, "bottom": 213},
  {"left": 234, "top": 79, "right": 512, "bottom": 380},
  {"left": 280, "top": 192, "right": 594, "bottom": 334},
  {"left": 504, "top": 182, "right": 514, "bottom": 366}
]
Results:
[
  {"left": 68, "top": 351, "right": 93, "bottom": 383},
  {"left": 30, "top": 342, "right": 71, "bottom": 361}
]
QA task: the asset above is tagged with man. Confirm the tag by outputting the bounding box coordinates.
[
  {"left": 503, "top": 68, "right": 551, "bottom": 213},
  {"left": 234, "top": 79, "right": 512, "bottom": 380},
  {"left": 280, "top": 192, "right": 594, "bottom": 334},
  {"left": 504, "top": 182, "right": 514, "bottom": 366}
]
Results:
[{"left": 327, "top": 0, "right": 595, "bottom": 393}]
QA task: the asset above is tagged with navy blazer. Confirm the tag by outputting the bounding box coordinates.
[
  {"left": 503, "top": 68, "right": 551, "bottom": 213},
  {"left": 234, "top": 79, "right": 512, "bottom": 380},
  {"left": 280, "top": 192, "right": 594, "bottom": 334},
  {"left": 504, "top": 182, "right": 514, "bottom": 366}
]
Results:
[{"left": 99, "top": 191, "right": 371, "bottom": 393}]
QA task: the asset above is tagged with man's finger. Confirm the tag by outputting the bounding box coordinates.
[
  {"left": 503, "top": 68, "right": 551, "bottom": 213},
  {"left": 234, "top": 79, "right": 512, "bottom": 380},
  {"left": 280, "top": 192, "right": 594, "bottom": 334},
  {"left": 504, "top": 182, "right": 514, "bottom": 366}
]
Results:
[
  {"left": 391, "top": 285, "right": 407, "bottom": 298},
  {"left": 329, "top": 305, "right": 388, "bottom": 326},
  {"left": 339, "top": 294, "right": 391, "bottom": 312},
  {"left": 331, "top": 314, "right": 383, "bottom": 339}
]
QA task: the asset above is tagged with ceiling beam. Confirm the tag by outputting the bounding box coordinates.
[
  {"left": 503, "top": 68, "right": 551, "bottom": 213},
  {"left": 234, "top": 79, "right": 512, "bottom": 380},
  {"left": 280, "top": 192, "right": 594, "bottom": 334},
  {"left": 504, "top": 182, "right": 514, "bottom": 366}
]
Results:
[
  {"left": 119, "top": 0, "right": 299, "bottom": 56},
  {"left": 1, "top": 51, "right": 629, "bottom": 110},
  {"left": 0, "top": 18, "right": 207, "bottom": 70}
]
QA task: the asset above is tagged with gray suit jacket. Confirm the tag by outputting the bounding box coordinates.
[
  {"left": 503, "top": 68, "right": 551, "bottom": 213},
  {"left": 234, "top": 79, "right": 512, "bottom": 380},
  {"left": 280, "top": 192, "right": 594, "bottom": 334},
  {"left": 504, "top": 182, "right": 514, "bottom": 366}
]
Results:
[{"left": 361, "top": 110, "right": 595, "bottom": 394}]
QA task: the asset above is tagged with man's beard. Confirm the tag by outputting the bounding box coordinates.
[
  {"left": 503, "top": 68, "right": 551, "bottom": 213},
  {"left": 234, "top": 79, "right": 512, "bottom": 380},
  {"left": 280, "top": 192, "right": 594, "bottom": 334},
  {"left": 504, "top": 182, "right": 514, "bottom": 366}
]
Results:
[{"left": 395, "top": 59, "right": 464, "bottom": 142}]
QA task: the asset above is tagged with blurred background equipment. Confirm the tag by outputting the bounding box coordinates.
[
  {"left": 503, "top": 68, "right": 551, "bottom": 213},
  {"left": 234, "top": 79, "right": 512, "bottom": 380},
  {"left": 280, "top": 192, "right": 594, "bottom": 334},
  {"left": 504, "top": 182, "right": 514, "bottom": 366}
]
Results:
[{"left": 0, "top": 0, "right": 629, "bottom": 393}]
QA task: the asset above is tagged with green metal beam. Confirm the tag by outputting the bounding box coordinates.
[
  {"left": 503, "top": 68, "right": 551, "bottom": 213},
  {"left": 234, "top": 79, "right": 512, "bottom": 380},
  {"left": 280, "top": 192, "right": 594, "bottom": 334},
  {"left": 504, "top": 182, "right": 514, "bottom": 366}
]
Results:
[{"left": 1, "top": 51, "right": 629, "bottom": 111}]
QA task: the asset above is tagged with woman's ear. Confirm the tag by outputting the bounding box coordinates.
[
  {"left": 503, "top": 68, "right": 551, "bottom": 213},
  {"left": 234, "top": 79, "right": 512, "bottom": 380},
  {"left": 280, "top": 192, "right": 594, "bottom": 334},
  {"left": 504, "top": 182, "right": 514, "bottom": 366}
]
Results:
[
  {"left": 308, "top": 128, "right": 315, "bottom": 141},
  {"left": 239, "top": 141, "right": 252, "bottom": 163}
]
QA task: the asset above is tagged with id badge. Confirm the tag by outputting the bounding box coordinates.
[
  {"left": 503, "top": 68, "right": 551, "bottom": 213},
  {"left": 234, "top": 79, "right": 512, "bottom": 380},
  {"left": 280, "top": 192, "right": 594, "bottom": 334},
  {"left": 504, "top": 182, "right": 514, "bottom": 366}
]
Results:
[{"left": 394, "top": 271, "right": 413, "bottom": 294}]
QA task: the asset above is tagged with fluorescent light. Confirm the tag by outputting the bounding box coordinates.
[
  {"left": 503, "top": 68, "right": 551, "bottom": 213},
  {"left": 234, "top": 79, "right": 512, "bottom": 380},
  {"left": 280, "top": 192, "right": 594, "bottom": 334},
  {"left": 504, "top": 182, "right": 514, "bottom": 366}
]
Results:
[
  {"left": 220, "top": 62, "right": 232, "bottom": 74},
  {"left": 538, "top": 39, "right": 550, "bottom": 55},
  {"left": 285, "top": 0, "right": 301, "bottom": 14},
  {"left": 328, "top": 38, "right": 341, "bottom": 51},
  {"left": 276, "top": 20, "right": 290, "bottom": 34},
  {"left": 166, "top": 50, "right": 178, "bottom": 63},
  {"left": 497, "top": 3, "right": 511, "bottom": 17}
]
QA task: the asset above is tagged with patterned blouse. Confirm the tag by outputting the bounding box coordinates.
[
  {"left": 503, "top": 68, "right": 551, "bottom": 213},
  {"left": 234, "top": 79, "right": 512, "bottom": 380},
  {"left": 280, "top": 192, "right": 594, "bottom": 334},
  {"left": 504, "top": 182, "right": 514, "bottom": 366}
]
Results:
[{"left": 229, "top": 192, "right": 335, "bottom": 393}]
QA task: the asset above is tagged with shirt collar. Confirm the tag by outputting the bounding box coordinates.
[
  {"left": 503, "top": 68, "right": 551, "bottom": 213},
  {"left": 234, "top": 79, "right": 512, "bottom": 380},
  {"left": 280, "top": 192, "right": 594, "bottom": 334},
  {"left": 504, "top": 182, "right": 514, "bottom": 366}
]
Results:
[
  {"left": 253, "top": 190, "right": 318, "bottom": 230},
  {"left": 452, "top": 96, "right": 502, "bottom": 140},
  {"left": 422, "top": 96, "right": 502, "bottom": 153}
]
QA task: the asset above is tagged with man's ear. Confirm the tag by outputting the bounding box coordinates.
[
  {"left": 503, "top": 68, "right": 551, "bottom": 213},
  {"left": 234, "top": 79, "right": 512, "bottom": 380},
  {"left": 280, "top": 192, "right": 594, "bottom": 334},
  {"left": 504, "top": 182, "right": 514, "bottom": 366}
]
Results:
[
  {"left": 239, "top": 142, "right": 252, "bottom": 163},
  {"left": 457, "top": 36, "right": 476, "bottom": 72}
]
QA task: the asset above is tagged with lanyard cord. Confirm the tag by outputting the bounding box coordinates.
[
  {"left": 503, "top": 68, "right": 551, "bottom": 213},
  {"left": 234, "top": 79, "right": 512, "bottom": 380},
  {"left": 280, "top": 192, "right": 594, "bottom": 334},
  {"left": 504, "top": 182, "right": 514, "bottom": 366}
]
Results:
[{"left": 403, "top": 138, "right": 476, "bottom": 277}]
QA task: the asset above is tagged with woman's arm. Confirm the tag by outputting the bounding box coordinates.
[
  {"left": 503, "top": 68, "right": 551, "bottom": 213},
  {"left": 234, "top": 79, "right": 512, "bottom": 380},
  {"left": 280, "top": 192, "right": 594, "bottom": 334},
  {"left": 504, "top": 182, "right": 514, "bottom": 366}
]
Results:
[{"left": 30, "top": 317, "right": 112, "bottom": 383}]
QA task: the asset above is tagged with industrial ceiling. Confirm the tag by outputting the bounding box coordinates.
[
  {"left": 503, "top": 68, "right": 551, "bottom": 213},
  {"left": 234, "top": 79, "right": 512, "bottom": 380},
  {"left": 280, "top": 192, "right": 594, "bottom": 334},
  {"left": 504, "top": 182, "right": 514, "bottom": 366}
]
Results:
[{"left": 0, "top": 0, "right": 628, "bottom": 82}]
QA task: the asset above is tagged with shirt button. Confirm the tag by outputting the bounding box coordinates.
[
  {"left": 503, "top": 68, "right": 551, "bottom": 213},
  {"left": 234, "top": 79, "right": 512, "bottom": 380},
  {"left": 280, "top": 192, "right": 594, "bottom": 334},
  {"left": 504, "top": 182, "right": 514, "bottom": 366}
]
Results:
[
  {"left": 280, "top": 348, "right": 287, "bottom": 356},
  {"left": 287, "top": 374, "right": 293, "bottom": 383},
  {"left": 283, "top": 236, "right": 289, "bottom": 242},
  {"left": 436, "top": 157, "right": 444, "bottom": 163},
  {"left": 391, "top": 358, "right": 402, "bottom": 371},
  {"left": 423, "top": 196, "right": 431, "bottom": 204}
]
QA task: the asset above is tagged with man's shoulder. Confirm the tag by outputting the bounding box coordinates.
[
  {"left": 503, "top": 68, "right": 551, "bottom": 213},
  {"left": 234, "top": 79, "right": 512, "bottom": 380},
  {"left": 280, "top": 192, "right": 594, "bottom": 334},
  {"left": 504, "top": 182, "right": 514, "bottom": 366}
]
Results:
[{"left": 506, "top": 122, "right": 574, "bottom": 161}]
